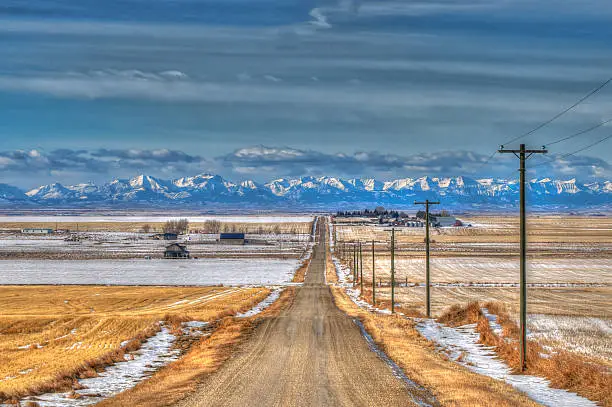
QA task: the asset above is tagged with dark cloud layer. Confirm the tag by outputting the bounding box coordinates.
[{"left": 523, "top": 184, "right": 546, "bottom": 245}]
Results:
[
  {"left": 1, "top": 146, "right": 607, "bottom": 188},
  {"left": 0, "top": 148, "right": 205, "bottom": 174}
]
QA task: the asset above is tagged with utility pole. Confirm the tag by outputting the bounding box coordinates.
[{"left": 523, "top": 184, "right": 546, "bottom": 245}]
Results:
[
  {"left": 359, "top": 242, "right": 363, "bottom": 295},
  {"left": 352, "top": 244, "right": 357, "bottom": 287},
  {"left": 414, "top": 199, "right": 440, "bottom": 318},
  {"left": 371, "top": 240, "right": 376, "bottom": 306},
  {"left": 498, "top": 143, "right": 547, "bottom": 372},
  {"left": 384, "top": 228, "right": 397, "bottom": 313}
]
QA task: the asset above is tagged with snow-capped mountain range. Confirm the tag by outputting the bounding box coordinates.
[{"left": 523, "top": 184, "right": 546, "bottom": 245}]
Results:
[{"left": 1, "top": 174, "right": 610, "bottom": 209}]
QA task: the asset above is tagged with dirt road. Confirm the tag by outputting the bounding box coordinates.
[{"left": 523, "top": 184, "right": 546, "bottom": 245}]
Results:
[{"left": 177, "top": 219, "right": 434, "bottom": 407}]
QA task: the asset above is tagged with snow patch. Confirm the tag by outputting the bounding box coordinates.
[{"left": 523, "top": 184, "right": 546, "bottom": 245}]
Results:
[{"left": 415, "top": 319, "right": 598, "bottom": 407}]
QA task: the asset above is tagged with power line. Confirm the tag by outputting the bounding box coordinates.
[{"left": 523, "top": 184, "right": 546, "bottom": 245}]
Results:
[
  {"left": 501, "top": 77, "right": 612, "bottom": 146},
  {"left": 474, "top": 150, "right": 498, "bottom": 172},
  {"left": 544, "top": 117, "right": 612, "bottom": 146},
  {"left": 530, "top": 133, "right": 612, "bottom": 170}
]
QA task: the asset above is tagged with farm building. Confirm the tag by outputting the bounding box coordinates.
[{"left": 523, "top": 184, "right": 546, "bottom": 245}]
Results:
[
  {"left": 153, "top": 233, "right": 178, "bottom": 240},
  {"left": 219, "top": 232, "right": 246, "bottom": 245},
  {"left": 21, "top": 228, "right": 53, "bottom": 234},
  {"left": 164, "top": 243, "right": 190, "bottom": 259},
  {"left": 431, "top": 216, "right": 462, "bottom": 227}
]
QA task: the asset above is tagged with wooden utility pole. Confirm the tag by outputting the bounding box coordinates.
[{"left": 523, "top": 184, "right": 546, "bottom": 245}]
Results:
[
  {"left": 352, "top": 244, "right": 357, "bottom": 287},
  {"left": 384, "top": 228, "right": 397, "bottom": 313},
  {"left": 498, "top": 143, "right": 547, "bottom": 371},
  {"left": 371, "top": 240, "right": 376, "bottom": 306},
  {"left": 414, "top": 199, "right": 440, "bottom": 318},
  {"left": 359, "top": 242, "right": 363, "bottom": 295}
]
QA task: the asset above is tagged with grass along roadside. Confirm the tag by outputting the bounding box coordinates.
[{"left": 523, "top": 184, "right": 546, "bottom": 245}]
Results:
[
  {"left": 0, "top": 286, "right": 271, "bottom": 403},
  {"left": 292, "top": 257, "right": 311, "bottom": 283},
  {"left": 474, "top": 302, "right": 610, "bottom": 406},
  {"left": 96, "top": 287, "right": 297, "bottom": 407},
  {"left": 329, "top": 286, "right": 541, "bottom": 407}
]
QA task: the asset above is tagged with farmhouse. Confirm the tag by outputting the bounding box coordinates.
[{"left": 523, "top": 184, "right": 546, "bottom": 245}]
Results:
[
  {"left": 164, "top": 243, "right": 190, "bottom": 259},
  {"left": 21, "top": 228, "right": 53, "bottom": 235},
  {"left": 219, "top": 232, "right": 246, "bottom": 245}
]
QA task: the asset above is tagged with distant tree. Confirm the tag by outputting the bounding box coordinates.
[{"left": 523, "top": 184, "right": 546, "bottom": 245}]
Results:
[
  {"left": 162, "top": 218, "right": 190, "bottom": 235},
  {"left": 440, "top": 210, "right": 450, "bottom": 217},
  {"left": 141, "top": 224, "right": 151, "bottom": 233},
  {"left": 203, "top": 220, "right": 221, "bottom": 233}
]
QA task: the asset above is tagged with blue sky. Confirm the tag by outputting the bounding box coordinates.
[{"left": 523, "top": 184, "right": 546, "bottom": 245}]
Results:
[{"left": 0, "top": 0, "right": 611, "bottom": 188}]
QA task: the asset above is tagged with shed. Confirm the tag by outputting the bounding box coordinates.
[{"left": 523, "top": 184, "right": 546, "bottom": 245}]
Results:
[
  {"left": 153, "top": 233, "right": 178, "bottom": 240},
  {"left": 219, "top": 232, "right": 245, "bottom": 245},
  {"left": 432, "top": 216, "right": 458, "bottom": 227},
  {"left": 164, "top": 243, "right": 190, "bottom": 259},
  {"left": 22, "top": 228, "right": 53, "bottom": 234}
]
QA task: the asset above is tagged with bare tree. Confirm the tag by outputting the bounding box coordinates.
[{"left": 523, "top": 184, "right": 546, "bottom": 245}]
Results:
[
  {"left": 162, "top": 218, "right": 190, "bottom": 235},
  {"left": 141, "top": 224, "right": 151, "bottom": 233},
  {"left": 203, "top": 220, "right": 222, "bottom": 233}
]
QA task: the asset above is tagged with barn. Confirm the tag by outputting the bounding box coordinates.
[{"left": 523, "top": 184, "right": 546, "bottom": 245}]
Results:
[
  {"left": 219, "top": 233, "right": 245, "bottom": 245},
  {"left": 164, "top": 243, "right": 190, "bottom": 259}
]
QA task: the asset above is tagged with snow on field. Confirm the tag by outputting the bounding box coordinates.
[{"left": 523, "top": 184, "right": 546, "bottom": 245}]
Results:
[
  {"left": 236, "top": 288, "right": 283, "bottom": 318},
  {"left": 0, "top": 215, "right": 314, "bottom": 223},
  {"left": 22, "top": 324, "right": 182, "bottom": 406},
  {"left": 415, "top": 319, "right": 598, "bottom": 407},
  {"left": 0, "top": 258, "right": 301, "bottom": 285},
  {"left": 372, "top": 257, "right": 612, "bottom": 284},
  {"left": 528, "top": 314, "right": 612, "bottom": 360}
]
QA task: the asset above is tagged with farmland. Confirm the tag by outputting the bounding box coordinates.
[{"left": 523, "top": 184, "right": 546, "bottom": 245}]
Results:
[
  {"left": 0, "top": 285, "right": 271, "bottom": 403},
  {"left": 0, "top": 215, "right": 315, "bottom": 405},
  {"left": 331, "top": 214, "right": 611, "bottom": 405}
]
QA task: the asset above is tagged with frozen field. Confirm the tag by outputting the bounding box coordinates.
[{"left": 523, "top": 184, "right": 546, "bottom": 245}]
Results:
[
  {"left": 0, "top": 232, "right": 312, "bottom": 259},
  {"left": 0, "top": 258, "right": 301, "bottom": 285},
  {"left": 0, "top": 215, "right": 313, "bottom": 223},
  {"left": 362, "top": 257, "right": 612, "bottom": 284}
]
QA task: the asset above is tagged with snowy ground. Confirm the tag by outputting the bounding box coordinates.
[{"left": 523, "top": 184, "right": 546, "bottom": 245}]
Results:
[
  {"left": 367, "top": 257, "right": 612, "bottom": 284},
  {"left": 20, "top": 324, "right": 183, "bottom": 407},
  {"left": 0, "top": 258, "right": 302, "bottom": 285},
  {"left": 0, "top": 215, "right": 314, "bottom": 223},
  {"left": 527, "top": 314, "right": 612, "bottom": 360},
  {"left": 415, "top": 318, "right": 598, "bottom": 407}
]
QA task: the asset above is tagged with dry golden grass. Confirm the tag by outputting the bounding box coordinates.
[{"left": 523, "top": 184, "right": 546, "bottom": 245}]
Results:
[
  {"left": 292, "top": 258, "right": 311, "bottom": 283},
  {"left": 329, "top": 286, "right": 541, "bottom": 407},
  {"left": 440, "top": 302, "right": 611, "bottom": 406},
  {"left": 0, "top": 286, "right": 270, "bottom": 402},
  {"left": 96, "top": 287, "right": 296, "bottom": 407},
  {"left": 0, "top": 221, "right": 312, "bottom": 234}
]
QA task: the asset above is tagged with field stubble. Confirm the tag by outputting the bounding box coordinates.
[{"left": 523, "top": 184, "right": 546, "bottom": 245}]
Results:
[{"left": 0, "top": 285, "right": 271, "bottom": 402}]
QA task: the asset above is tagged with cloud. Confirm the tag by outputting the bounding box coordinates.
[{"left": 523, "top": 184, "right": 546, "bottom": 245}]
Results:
[
  {"left": 0, "top": 148, "right": 206, "bottom": 175},
  {"left": 1, "top": 146, "right": 609, "bottom": 188},
  {"left": 308, "top": 8, "right": 332, "bottom": 29},
  {"left": 219, "top": 145, "right": 610, "bottom": 180}
]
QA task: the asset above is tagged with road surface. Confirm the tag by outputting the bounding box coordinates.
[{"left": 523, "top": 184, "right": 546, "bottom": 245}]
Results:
[{"left": 177, "top": 219, "right": 430, "bottom": 407}]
